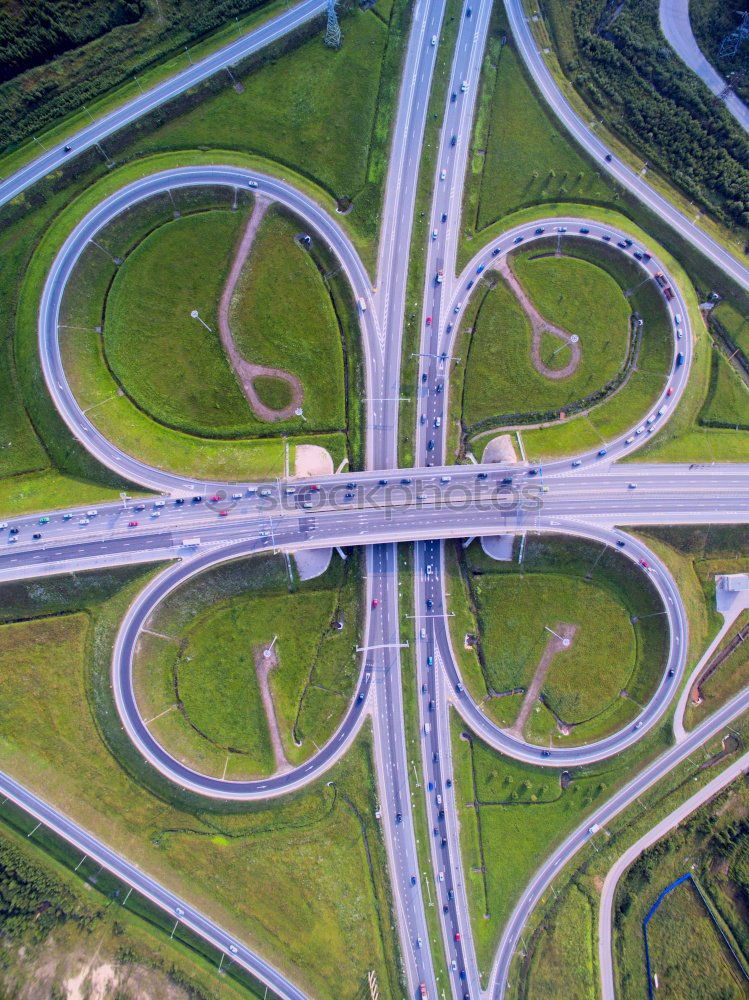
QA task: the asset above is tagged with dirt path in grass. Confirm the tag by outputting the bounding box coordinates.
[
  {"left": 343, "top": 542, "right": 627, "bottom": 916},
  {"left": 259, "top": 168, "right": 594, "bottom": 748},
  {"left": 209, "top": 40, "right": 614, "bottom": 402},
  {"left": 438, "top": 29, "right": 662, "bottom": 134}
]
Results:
[
  {"left": 498, "top": 257, "right": 582, "bottom": 380},
  {"left": 218, "top": 197, "right": 303, "bottom": 422},
  {"left": 253, "top": 645, "right": 291, "bottom": 773},
  {"left": 509, "top": 622, "right": 577, "bottom": 739}
]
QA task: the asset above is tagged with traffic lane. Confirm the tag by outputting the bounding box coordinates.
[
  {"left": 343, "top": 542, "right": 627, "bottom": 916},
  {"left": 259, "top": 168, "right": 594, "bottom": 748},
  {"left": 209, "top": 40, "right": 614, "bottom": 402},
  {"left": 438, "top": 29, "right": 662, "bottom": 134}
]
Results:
[
  {"left": 0, "top": 769, "right": 306, "bottom": 999},
  {"left": 489, "top": 681, "right": 749, "bottom": 998},
  {"left": 0, "top": 0, "right": 327, "bottom": 207}
]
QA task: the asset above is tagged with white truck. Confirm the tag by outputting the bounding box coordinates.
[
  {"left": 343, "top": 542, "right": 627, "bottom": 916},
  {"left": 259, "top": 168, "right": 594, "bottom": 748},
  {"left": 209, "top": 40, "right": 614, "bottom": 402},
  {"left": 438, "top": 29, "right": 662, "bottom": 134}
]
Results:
[{"left": 182, "top": 538, "right": 201, "bottom": 548}]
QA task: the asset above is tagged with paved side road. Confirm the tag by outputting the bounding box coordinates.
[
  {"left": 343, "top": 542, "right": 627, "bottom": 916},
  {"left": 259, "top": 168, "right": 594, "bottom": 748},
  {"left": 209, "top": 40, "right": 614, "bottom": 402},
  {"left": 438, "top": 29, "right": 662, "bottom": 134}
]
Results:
[
  {"left": 0, "top": 0, "right": 327, "bottom": 208},
  {"left": 0, "top": 769, "right": 306, "bottom": 1000},
  {"left": 598, "top": 750, "right": 749, "bottom": 999},
  {"left": 660, "top": 0, "right": 749, "bottom": 134}
]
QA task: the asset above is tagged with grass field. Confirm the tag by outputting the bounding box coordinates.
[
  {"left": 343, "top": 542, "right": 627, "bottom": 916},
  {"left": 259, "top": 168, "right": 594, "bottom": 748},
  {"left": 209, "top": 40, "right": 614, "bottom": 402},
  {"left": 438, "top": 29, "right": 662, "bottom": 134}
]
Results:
[
  {"left": 700, "top": 351, "right": 749, "bottom": 429},
  {"left": 0, "top": 565, "right": 401, "bottom": 999},
  {"left": 125, "top": 3, "right": 408, "bottom": 258},
  {"left": 459, "top": 252, "right": 630, "bottom": 426},
  {"left": 135, "top": 551, "right": 362, "bottom": 774},
  {"left": 686, "top": 610, "right": 749, "bottom": 732},
  {"left": 0, "top": 808, "right": 266, "bottom": 1000},
  {"left": 448, "top": 535, "right": 668, "bottom": 745},
  {"left": 450, "top": 710, "right": 674, "bottom": 983},
  {"left": 462, "top": 3, "right": 615, "bottom": 236},
  {"left": 452, "top": 237, "right": 672, "bottom": 459},
  {"left": 523, "top": 885, "right": 596, "bottom": 999},
  {"left": 613, "top": 775, "right": 749, "bottom": 998},
  {"left": 712, "top": 300, "right": 749, "bottom": 360},
  {"left": 230, "top": 207, "right": 346, "bottom": 428}
]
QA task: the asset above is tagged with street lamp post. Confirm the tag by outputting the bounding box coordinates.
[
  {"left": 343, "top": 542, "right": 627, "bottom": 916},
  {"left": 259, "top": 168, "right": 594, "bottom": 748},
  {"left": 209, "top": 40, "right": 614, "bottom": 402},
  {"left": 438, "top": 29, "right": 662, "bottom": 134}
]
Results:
[{"left": 190, "top": 309, "right": 212, "bottom": 332}]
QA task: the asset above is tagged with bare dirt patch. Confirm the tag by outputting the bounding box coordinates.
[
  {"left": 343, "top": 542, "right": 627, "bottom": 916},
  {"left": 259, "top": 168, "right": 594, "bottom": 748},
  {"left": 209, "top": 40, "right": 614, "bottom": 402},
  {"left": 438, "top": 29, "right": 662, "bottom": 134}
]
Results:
[
  {"left": 218, "top": 197, "right": 303, "bottom": 421},
  {"left": 509, "top": 622, "right": 578, "bottom": 739},
  {"left": 253, "top": 644, "right": 291, "bottom": 773},
  {"left": 497, "top": 257, "right": 581, "bottom": 379},
  {"left": 295, "top": 443, "right": 334, "bottom": 477}
]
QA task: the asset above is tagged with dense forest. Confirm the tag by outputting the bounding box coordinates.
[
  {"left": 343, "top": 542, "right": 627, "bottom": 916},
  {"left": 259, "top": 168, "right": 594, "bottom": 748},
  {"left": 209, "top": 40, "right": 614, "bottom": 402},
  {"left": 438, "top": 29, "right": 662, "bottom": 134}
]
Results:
[
  {"left": 544, "top": 0, "right": 749, "bottom": 234},
  {"left": 0, "top": 0, "right": 270, "bottom": 152},
  {"left": 0, "top": 0, "right": 145, "bottom": 84}
]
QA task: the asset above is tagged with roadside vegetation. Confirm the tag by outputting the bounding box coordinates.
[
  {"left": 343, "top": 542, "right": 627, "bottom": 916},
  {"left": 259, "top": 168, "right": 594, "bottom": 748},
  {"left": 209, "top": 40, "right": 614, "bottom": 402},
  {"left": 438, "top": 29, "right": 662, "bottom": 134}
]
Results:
[
  {"left": 687, "top": 611, "right": 749, "bottom": 732},
  {"left": 134, "top": 551, "right": 362, "bottom": 776},
  {"left": 0, "top": 810, "right": 266, "bottom": 1000},
  {"left": 542, "top": 0, "right": 749, "bottom": 237},
  {"left": 502, "top": 715, "right": 749, "bottom": 1000},
  {"left": 447, "top": 535, "right": 668, "bottom": 745},
  {"left": 614, "top": 773, "right": 749, "bottom": 998},
  {"left": 0, "top": 566, "right": 401, "bottom": 999}
]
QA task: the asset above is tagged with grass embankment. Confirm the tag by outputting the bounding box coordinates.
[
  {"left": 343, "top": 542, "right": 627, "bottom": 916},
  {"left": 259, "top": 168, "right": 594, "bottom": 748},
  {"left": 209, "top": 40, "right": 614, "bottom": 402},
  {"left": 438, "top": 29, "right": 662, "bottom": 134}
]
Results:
[
  {"left": 447, "top": 535, "right": 668, "bottom": 745},
  {"left": 614, "top": 775, "right": 749, "bottom": 998},
  {"left": 451, "top": 236, "right": 672, "bottom": 462},
  {"left": 688, "top": 611, "right": 749, "bottom": 732},
  {"left": 53, "top": 188, "right": 356, "bottom": 480},
  {"left": 700, "top": 351, "right": 749, "bottom": 429},
  {"left": 450, "top": 707, "right": 682, "bottom": 985},
  {"left": 134, "top": 551, "right": 362, "bottom": 776},
  {"left": 0, "top": 566, "right": 401, "bottom": 999},
  {"left": 457, "top": 250, "right": 631, "bottom": 424},
  {"left": 0, "top": 807, "right": 267, "bottom": 1000},
  {"left": 628, "top": 525, "right": 749, "bottom": 732},
  {"left": 504, "top": 714, "right": 749, "bottom": 1000},
  {"left": 230, "top": 207, "right": 346, "bottom": 427}
]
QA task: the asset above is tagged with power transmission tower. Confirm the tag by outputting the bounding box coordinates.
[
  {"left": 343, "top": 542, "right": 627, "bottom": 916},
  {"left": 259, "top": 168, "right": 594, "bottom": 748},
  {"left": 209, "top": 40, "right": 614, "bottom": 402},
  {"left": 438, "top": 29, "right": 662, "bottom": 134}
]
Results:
[
  {"left": 324, "top": 0, "right": 342, "bottom": 49},
  {"left": 718, "top": 10, "right": 749, "bottom": 61}
]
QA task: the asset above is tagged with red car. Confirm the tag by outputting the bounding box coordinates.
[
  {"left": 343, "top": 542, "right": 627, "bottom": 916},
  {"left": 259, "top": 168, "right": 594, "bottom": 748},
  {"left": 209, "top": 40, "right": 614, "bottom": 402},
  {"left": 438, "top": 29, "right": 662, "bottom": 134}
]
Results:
[
  {"left": 640, "top": 559, "right": 649, "bottom": 569},
  {"left": 426, "top": 316, "right": 432, "bottom": 326},
  {"left": 128, "top": 520, "right": 138, "bottom": 527},
  {"left": 310, "top": 484, "right": 320, "bottom": 492},
  {"left": 372, "top": 598, "right": 379, "bottom": 608},
  {"left": 455, "top": 932, "right": 461, "bottom": 942},
  {"left": 666, "top": 386, "right": 674, "bottom": 396},
  {"left": 219, "top": 509, "right": 229, "bottom": 517},
  {"left": 210, "top": 494, "right": 221, "bottom": 503}
]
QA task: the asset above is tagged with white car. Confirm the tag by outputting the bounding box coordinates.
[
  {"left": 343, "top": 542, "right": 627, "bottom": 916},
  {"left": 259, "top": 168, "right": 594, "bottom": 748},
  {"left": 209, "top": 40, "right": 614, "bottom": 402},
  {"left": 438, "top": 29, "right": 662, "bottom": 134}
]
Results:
[
  {"left": 432, "top": 229, "right": 438, "bottom": 240},
  {"left": 461, "top": 80, "right": 467, "bottom": 92},
  {"left": 635, "top": 425, "right": 645, "bottom": 435},
  {"left": 440, "top": 169, "right": 447, "bottom": 180},
  {"left": 232, "top": 492, "right": 243, "bottom": 499},
  {"left": 79, "top": 518, "right": 90, "bottom": 525},
  {"left": 154, "top": 500, "right": 165, "bottom": 507},
  {"left": 420, "top": 627, "right": 427, "bottom": 639},
  {"left": 431, "top": 34, "right": 437, "bottom": 45},
  {"left": 229, "top": 945, "right": 238, "bottom": 954},
  {"left": 0, "top": 522, "right": 7, "bottom": 529},
  {"left": 248, "top": 180, "right": 259, "bottom": 188},
  {"left": 625, "top": 435, "right": 634, "bottom": 445}
]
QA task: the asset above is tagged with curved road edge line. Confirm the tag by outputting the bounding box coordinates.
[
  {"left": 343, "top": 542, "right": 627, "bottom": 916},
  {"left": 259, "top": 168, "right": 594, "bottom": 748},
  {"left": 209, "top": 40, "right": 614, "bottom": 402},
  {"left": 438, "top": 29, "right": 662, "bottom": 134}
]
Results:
[
  {"left": 598, "top": 749, "right": 749, "bottom": 999},
  {"left": 112, "top": 540, "right": 374, "bottom": 800}
]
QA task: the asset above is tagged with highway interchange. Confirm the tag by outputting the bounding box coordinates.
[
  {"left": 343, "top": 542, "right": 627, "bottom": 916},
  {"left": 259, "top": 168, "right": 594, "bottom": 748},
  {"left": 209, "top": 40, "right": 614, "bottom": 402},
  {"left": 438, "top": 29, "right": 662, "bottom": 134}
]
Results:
[{"left": 2, "top": 1, "right": 749, "bottom": 999}]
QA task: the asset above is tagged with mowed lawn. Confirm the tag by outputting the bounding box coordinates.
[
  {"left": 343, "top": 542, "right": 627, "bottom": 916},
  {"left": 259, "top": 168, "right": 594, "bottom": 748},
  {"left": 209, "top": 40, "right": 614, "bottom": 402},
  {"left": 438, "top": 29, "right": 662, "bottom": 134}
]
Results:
[
  {"left": 712, "top": 300, "right": 749, "bottom": 358},
  {"left": 469, "top": 573, "right": 635, "bottom": 730},
  {"left": 454, "top": 536, "right": 668, "bottom": 745},
  {"left": 128, "top": 7, "right": 392, "bottom": 250},
  {"left": 461, "top": 253, "right": 631, "bottom": 427},
  {"left": 104, "top": 209, "right": 258, "bottom": 437},
  {"left": 700, "top": 352, "right": 749, "bottom": 428},
  {"left": 136, "top": 552, "right": 362, "bottom": 772},
  {"left": 0, "top": 570, "right": 400, "bottom": 999},
  {"left": 231, "top": 208, "right": 346, "bottom": 430}
]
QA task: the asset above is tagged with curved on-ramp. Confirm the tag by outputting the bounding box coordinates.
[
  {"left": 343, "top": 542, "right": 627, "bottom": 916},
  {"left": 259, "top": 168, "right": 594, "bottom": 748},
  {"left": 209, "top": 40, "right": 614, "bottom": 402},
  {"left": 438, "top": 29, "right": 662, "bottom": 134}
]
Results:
[{"left": 38, "top": 165, "right": 379, "bottom": 492}]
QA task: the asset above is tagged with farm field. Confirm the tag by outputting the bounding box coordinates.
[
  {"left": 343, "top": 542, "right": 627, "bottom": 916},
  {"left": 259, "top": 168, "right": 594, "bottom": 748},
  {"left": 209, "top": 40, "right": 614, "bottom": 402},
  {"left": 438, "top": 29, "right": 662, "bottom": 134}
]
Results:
[
  {"left": 448, "top": 535, "right": 668, "bottom": 745},
  {"left": 135, "top": 551, "right": 362, "bottom": 774},
  {"left": 0, "top": 565, "right": 399, "bottom": 1000}
]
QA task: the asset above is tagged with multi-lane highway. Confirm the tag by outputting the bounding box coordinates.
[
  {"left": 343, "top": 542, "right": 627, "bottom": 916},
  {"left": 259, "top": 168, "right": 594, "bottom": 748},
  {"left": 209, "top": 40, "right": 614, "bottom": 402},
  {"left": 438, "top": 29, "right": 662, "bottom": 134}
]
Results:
[{"left": 2, "top": 0, "right": 749, "bottom": 998}]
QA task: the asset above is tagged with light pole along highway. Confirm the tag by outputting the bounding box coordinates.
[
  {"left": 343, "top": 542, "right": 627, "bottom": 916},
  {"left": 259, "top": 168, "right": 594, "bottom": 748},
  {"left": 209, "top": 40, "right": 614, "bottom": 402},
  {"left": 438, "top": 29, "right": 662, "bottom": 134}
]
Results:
[{"left": 1, "top": 0, "right": 749, "bottom": 997}]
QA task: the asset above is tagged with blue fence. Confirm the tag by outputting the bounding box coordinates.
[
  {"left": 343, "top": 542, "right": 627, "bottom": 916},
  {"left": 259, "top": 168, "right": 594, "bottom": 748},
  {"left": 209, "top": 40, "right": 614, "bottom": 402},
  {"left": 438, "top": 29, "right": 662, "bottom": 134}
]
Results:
[{"left": 642, "top": 872, "right": 692, "bottom": 999}]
